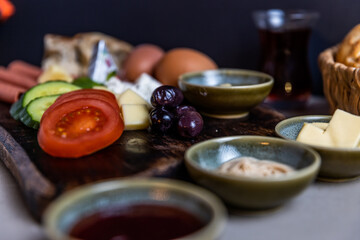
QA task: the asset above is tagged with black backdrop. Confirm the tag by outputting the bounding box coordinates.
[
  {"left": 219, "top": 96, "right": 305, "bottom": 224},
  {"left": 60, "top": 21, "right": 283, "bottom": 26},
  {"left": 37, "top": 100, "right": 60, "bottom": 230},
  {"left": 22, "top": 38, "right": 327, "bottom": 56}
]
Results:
[{"left": 1, "top": 0, "right": 360, "bottom": 94}]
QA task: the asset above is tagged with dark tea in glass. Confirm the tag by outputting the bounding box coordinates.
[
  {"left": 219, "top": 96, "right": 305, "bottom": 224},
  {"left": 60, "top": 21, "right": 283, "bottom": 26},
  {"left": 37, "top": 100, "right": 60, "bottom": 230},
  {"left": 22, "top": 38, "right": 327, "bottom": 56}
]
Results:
[{"left": 253, "top": 9, "right": 319, "bottom": 109}]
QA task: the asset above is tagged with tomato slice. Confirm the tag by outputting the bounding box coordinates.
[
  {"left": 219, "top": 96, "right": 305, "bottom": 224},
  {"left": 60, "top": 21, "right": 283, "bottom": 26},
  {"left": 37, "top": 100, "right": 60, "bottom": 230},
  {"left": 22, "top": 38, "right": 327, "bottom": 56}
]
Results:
[
  {"left": 55, "top": 89, "right": 117, "bottom": 106},
  {"left": 41, "top": 89, "right": 120, "bottom": 124},
  {"left": 38, "top": 98, "right": 124, "bottom": 158}
]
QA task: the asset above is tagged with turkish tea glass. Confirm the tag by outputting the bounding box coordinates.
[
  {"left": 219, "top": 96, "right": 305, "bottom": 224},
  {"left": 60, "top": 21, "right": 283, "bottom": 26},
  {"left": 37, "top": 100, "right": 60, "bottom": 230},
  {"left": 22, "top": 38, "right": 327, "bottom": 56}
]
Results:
[{"left": 253, "top": 9, "right": 319, "bottom": 109}]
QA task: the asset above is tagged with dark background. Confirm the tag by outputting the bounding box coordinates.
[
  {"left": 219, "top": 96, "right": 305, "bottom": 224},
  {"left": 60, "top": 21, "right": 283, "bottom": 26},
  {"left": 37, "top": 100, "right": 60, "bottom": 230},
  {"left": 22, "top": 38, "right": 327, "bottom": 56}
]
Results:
[{"left": 1, "top": 0, "right": 360, "bottom": 94}]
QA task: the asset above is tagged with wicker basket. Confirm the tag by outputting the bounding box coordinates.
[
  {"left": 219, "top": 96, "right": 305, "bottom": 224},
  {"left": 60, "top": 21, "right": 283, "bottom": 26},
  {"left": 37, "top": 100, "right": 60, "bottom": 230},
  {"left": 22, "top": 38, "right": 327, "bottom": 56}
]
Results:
[{"left": 318, "top": 45, "right": 360, "bottom": 115}]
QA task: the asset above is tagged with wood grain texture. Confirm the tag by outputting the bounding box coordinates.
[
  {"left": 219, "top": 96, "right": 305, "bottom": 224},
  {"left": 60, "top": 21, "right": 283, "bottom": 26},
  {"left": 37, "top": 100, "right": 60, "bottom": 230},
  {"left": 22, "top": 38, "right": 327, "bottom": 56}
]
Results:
[{"left": 0, "top": 102, "right": 284, "bottom": 219}]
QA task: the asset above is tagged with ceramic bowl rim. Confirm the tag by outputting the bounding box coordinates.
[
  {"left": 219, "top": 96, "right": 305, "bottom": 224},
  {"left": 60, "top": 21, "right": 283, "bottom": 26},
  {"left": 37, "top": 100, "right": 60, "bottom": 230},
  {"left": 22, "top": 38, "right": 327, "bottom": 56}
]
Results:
[
  {"left": 178, "top": 68, "right": 274, "bottom": 90},
  {"left": 184, "top": 135, "right": 321, "bottom": 183},
  {"left": 275, "top": 115, "right": 360, "bottom": 152},
  {"left": 43, "top": 178, "right": 227, "bottom": 240}
]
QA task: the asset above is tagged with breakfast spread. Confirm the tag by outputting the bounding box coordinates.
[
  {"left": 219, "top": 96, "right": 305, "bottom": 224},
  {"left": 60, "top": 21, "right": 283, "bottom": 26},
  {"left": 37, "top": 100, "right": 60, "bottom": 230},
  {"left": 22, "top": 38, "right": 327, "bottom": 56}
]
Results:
[
  {"left": 5, "top": 39, "right": 212, "bottom": 158},
  {"left": 297, "top": 109, "right": 360, "bottom": 148},
  {"left": 1, "top": 22, "right": 360, "bottom": 240},
  {"left": 217, "top": 156, "right": 294, "bottom": 178}
]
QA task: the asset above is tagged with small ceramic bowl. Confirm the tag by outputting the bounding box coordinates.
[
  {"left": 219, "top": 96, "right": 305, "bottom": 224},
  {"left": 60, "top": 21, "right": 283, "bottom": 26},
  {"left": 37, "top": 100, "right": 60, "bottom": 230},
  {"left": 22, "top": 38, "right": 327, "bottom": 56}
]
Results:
[
  {"left": 184, "top": 136, "right": 320, "bottom": 209},
  {"left": 43, "top": 178, "right": 227, "bottom": 240},
  {"left": 178, "top": 69, "right": 273, "bottom": 119},
  {"left": 276, "top": 115, "right": 360, "bottom": 182}
]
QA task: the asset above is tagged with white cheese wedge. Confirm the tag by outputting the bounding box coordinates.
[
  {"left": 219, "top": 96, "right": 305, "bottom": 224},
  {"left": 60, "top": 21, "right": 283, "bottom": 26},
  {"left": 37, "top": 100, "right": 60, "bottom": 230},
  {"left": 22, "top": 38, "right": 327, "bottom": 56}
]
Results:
[
  {"left": 310, "top": 122, "right": 329, "bottom": 130},
  {"left": 117, "top": 89, "right": 150, "bottom": 109},
  {"left": 326, "top": 109, "right": 360, "bottom": 148},
  {"left": 105, "top": 76, "right": 134, "bottom": 95},
  {"left": 104, "top": 74, "right": 162, "bottom": 106},
  {"left": 132, "top": 73, "right": 162, "bottom": 105},
  {"left": 296, "top": 123, "right": 334, "bottom": 147},
  {"left": 121, "top": 104, "right": 150, "bottom": 130}
]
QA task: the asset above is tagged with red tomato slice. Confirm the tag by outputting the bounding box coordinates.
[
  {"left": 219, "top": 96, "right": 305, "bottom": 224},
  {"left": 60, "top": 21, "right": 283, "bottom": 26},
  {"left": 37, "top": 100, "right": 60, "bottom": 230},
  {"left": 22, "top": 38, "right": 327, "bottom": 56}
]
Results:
[
  {"left": 55, "top": 89, "right": 117, "bottom": 106},
  {"left": 41, "top": 89, "right": 120, "bottom": 124},
  {"left": 38, "top": 98, "right": 124, "bottom": 158}
]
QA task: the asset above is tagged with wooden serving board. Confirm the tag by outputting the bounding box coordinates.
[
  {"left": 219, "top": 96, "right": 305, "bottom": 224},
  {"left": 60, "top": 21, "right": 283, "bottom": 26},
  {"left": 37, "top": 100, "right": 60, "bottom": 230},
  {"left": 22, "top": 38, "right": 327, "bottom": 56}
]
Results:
[{"left": 0, "top": 102, "right": 284, "bottom": 220}]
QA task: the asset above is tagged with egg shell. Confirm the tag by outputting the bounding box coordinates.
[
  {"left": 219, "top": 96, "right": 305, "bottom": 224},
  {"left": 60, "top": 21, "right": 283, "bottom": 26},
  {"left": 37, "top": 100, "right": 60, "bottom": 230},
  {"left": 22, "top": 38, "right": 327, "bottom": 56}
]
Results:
[
  {"left": 123, "top": 44, "right": 165, "bottom": 82},
  {"left": 154, "top": 48, "right": 217, "bottom": 87}
]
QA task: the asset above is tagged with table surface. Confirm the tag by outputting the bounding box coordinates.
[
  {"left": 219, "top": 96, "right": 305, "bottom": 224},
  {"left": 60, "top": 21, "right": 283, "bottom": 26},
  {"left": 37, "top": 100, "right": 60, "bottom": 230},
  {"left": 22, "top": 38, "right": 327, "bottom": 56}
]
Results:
[{"left": 1, "top": 96, "right": 359, "bottom": 240}]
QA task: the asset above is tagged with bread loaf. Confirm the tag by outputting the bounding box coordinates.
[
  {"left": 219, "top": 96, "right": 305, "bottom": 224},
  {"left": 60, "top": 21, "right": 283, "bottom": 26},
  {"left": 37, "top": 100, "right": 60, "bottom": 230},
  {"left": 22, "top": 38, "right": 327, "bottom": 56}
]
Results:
[
  {"left": 336, "top": 24, "right": 360, "bottom": 67},
  {"left": 42, "top": 32, "right": 133, "bottom": 77}
]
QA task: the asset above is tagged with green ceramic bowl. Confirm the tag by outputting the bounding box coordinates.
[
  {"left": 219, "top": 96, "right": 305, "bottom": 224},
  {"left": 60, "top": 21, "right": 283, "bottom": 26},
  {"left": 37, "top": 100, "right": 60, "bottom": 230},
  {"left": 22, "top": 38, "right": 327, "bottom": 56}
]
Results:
[
  {"left": 43, "top": 178, "right": 227, "bottom": 240},
  {"left": 185, "top": 136, "right": 320, "bottom": 209},
  {"left": 276, "top": 115, "right": 360, "bottom": 182},
  {"left": 178, "top": 69, "right": 273, "bottom": 119}
]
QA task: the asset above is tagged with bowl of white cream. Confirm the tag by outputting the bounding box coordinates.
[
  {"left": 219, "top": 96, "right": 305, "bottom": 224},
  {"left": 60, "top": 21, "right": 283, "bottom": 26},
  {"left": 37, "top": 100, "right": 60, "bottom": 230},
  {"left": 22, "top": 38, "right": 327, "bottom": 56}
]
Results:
[{"left": 184, "top": 136, "right": 321, "bottom": 209}]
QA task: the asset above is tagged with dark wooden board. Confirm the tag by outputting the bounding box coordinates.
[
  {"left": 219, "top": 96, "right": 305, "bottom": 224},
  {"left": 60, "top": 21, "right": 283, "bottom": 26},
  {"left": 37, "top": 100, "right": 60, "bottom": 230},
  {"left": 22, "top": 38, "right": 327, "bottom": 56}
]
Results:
[{"left": 0, "top": 102, "right": 284, "bottom": 220}]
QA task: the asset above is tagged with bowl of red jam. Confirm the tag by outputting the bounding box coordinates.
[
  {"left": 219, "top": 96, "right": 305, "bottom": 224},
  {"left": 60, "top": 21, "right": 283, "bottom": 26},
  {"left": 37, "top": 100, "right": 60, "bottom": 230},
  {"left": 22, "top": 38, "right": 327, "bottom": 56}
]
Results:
[{"left": 43, "top": 178, "right": 227, "bottom": 240}]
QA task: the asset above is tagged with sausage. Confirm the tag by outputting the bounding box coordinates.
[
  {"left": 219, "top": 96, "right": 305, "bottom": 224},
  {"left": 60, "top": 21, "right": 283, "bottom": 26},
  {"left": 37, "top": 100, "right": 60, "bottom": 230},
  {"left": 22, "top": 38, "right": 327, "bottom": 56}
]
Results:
[
  {"left": 8, "top": 60, "right": 42, "bottom": 80},
  {"left": 0, "top": 68, "right": 37, "bottom": 89},
  {"left": 0, "top": 81, "right": 26, "bottom": 103}
]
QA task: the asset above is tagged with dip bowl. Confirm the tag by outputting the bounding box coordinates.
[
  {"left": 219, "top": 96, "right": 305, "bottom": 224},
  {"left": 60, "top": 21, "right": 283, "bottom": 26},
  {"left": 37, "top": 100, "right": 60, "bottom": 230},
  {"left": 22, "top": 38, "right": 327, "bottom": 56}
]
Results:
[
  {"left": 178, "top": 69, "right": 273, "bottom": 119},
  {"left": 184, "top": 136, "right": 320, "bottom": 209},
  {"left": 43, "top": 178, "right": 227, "bottom": 240},
  {"left": 276, "top": 115, "right": 360, "bottom": 182}
]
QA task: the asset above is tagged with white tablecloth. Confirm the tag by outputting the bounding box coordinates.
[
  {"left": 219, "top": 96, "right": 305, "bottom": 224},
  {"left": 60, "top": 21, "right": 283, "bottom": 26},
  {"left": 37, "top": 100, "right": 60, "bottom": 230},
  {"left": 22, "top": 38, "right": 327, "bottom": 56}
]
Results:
[{"left": 0, "top": 157, "right": 359, "bottom": 240}]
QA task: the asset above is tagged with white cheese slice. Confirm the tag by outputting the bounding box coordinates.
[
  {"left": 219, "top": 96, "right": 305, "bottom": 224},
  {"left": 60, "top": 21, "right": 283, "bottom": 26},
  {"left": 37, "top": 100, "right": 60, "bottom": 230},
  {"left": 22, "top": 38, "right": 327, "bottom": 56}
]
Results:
[
  {"left": 117, "top": 89, "right": 150, "bottom": 109},
  {"left": 121, "top": 104, "right": 150, "bottom": 130},
  {"left": 296, "top": 123, "right": 334, "bottom": 147},
  {"left": 326, "top": 109, "right": 360, "bottom": 148}
]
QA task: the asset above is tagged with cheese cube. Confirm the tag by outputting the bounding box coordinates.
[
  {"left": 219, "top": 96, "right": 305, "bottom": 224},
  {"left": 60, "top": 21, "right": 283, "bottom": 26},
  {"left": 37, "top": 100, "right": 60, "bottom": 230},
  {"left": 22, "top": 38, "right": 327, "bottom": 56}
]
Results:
[
  {"left": 326, "top": 109, "right": 360, "bottom": 148},
  {"left": 296, "top": 123, "right": 334, "bottom": 147},
  {"left": 117, "top": 89, "right": 150, "bottom": 109},
  {"left": 121, "top": 104, "right": 150, "bottom": 130}
]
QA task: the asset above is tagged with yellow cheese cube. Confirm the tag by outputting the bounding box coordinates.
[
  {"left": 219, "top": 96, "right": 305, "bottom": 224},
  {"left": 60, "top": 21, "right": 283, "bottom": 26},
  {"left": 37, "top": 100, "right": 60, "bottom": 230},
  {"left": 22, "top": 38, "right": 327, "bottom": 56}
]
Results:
[
  {"left": 326, "top": 109, "right": 360, "bottom": 148},
  {"left": 296, "top": 123, "right": 334, "bottom": 147},
  {"left": 121, "top": 104, "right": 150, "bottom": 130},
  {"left": 117, "top": 89, "right": 150, "bottom": 109}
]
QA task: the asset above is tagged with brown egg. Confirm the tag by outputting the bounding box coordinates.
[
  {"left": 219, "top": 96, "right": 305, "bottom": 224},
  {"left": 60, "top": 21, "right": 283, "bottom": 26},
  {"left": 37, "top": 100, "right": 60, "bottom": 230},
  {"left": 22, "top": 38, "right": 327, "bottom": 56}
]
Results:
[
  {"left": 154, "top": 48, "right": 217, "bottom": 86},
  {"left": 123, "top": 44, "right": 165, "bottom": 82}
]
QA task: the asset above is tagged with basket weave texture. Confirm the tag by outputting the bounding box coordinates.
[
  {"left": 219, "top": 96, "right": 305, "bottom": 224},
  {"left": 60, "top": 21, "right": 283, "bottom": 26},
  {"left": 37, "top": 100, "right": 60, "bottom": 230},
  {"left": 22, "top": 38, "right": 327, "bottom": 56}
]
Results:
[{"left": 319, "top": 45, "right": 360, "bottom": 115}]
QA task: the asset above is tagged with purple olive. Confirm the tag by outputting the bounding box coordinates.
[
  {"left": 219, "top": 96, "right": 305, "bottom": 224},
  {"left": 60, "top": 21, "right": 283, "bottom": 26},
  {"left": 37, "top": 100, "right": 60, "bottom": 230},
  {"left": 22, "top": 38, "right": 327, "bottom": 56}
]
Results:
[
  {"left": 175, "top": 105, "right": 197, "bottom": 118},
  {"left": 151, "top": 85, "right": 184, "bottom": 108},
  {"left": 177, "top": 111, "right": 203, "bottom": 138},
  {"left": 150, "top": 107, "right": 174, "bottom": 133}
]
